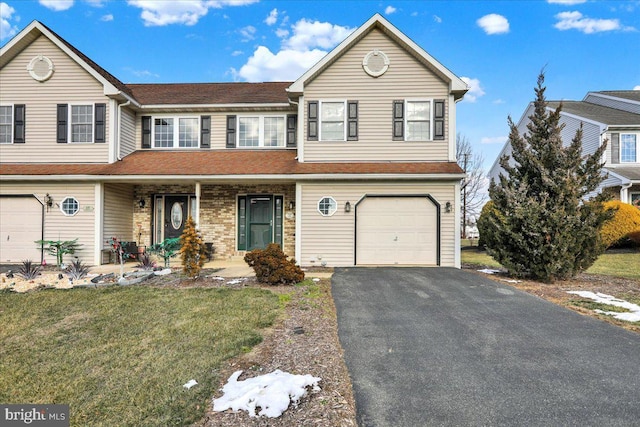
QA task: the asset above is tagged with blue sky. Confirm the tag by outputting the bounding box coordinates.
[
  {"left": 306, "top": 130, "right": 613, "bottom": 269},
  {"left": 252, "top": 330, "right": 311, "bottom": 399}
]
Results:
[{"left": 1, "top": 0, "right": 639, "bottom": 170}]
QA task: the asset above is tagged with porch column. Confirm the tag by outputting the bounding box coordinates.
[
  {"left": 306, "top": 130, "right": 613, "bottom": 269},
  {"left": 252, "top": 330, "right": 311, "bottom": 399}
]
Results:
[{"left": 195, "top": 181, "right": 201, "bottom": 229}]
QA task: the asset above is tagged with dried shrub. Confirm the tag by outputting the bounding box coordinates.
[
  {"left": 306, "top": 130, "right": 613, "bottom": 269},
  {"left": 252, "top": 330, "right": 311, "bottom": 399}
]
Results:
[
  {"left": 18, "top": 260, "right": 41, "bottom": 280},
  {"left": 600, "top": 201, "right": 640, "bottom": 248},
  {"left": 179, "top": 216, "right": 206, "bottom": 278},
  {"left": 244, "top": 243, "right": 304, "bottom": 286}
]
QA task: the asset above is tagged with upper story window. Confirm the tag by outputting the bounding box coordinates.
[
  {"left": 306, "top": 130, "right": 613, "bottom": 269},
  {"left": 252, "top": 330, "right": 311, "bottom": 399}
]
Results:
[
  {"left": 71, "top": 105, "right": 93, "bottom": 143},
  {"left": 0, "top": 106, "right": 12, "bottom": 144},
  {"left": 153, "top": 117, "right": 199, "bottom": 148},
  {"left": 621, "top": 133, "right": 637, "bottom": 163},
  {"left": 307, "top": 101, "right": 358, "bottom": 142},
  {"left": 238, "top": 116, "right": 285, "bottom": 147},
  {"left": 393, "top": 99, "right": 445, "bottom": 142},
  {"left": 57, "top": 103, "right": 105, "bottom": 144}
]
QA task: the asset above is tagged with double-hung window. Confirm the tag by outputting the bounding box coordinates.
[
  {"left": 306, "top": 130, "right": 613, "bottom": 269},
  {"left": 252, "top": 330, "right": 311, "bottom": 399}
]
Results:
[
  {"left": 405, "top": 101, "right": 431, "bottom": 141},
  {"left": 237, "top": 116, "right": 285, "bottom": 147},
  {"left": 71, "top": 105, "right": 93, "bottom": 143},
  {"left": 320, "top": 102, "right": 345, "bottom": 141},
  {"left": 307, "top": 100, "right": 358, "bottom": 142},
  {"left": 621, "top": 134, "right": 637, "bottom": 163},
  {"left": 0, "top": 106, "right": 12, "bottom": 144},
  {"left": 153, "top": 117, "right": 199, "bottom": 148},
  {"left": 393, "top": 99, "right": 445, "bottom": 141},
  {"left": 57, "top": 103, "right": 105, "bottom": 144}
]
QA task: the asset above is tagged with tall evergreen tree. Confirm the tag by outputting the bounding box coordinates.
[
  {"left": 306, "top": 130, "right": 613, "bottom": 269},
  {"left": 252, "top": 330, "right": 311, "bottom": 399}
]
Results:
[{"left": 482, "top": 73, "right": 611, "bottom": 282}]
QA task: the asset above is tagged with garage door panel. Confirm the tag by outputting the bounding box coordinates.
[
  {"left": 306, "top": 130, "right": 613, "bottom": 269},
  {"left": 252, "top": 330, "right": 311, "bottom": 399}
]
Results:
[
  {"left": 0, "top": 197, "right": 43, "bottom": 263},
  {"left": 356, "top": 196, "right": 438, "bottom": 265}
]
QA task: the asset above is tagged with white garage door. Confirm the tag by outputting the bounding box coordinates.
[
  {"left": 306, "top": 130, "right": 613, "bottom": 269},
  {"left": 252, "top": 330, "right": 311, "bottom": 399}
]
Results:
[
  {"left": 0, "top": 196, "right": 43, "bottom": 263},
  {"left": 356, "top": 196, "right": 438, "bottom": 265}
]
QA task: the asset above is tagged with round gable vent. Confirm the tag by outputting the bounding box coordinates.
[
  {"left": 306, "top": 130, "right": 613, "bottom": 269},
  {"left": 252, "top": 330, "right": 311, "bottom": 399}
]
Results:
[
  {"left": 27, "top": 55, "right": 55, "bottom": 82},
  {"left": 362, "top": 49, "right": 389, "bottom": 77}
]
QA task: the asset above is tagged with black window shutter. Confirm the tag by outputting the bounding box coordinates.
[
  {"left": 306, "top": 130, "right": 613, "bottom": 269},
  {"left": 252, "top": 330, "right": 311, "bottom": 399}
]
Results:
[
  {"left": 611, "top": 133, "right": 619, "bottom": 164},
  {"left": 286, "top": 114, "right": 297, "bottom": 147},
  {"left": 141, "top": 116, "right": 151, "bottom": 149},
  {"left": 13, "top": 104, "right": 25, "bottom": 144},
  {"left": 434, "top": 99, "right": 445, "bottom": 140},
  {"left": 57, "top": 104, "right": 68, "bottom": 143},
  {"left": 226, "top": 115, "right": 236, "bottom": 148},
  {"left": 94, "top": 103, "right": 106, "bottom": 143},
  {"left": 347, "top": 101, "right": 358, "bottom": 141},
  {"left": 307, "top": 101, "right": 318, "bottom": 141},
  {"left": 392, "top": 100, "right": 404, "bottom": 141},
  {"left": 200, "top": 115, "right": 211, "bottom": 148}
]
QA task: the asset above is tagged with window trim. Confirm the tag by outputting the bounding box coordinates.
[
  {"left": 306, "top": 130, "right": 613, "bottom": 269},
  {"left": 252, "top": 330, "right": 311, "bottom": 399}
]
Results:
[
  {"left": 404, "top": 99, "right": 433, "bottom": 142},
  {"left": 236, "top": 114, "right": 287, "bottom": 148},
  {"left": 620, "top": 133, "right": 638, "bottom": 163},
  {"left": 0, "top": 104, "right": 13, "bottom": 144},
  {"left": 60, "top": 196, "right": 80, "bottom": 217},
  {"left": 68, "top": 103, "right": 94, "bottom": 144},
  {"left": 319, "top": 100, "right": 347, "bottom": 142},
  {"left": 317, "top": 196, "right": 338, "bottom": 217},
  {"left": 151, "top": 115, "right": 201, "bottom": 149}
]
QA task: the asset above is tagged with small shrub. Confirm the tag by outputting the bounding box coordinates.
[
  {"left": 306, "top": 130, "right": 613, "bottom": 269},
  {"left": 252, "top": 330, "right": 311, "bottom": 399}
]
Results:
[
  {"left": 244, "top": 244, "right": 305, "bottom": 286},
  {"left": 65, "top": 259, "right": 91, "bottom": 281},
  {"left": 136, "top": 253, "right": 156, "bottom": 271},
  {"left": 18, "top": 260, "right": 41, "bottom": 280},
  {"left": 600, "top": 201, "right": 640, "bottom": 248},
  {"left": 179, "top": 216, "right": 207, "bottom": 278},
  {"left": 148, "top": 238, "right": 181, "bottom": 268}
]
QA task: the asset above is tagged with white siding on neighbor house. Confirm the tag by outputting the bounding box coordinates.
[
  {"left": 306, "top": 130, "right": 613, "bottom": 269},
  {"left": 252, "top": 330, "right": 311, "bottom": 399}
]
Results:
[
  {"left": 119, "top": 108, "right": 137, "bottom": 158},
  {"left": 302, "top": 28, "right": 451, "bottom": 162},
  {"left": 584, "top": 94, "right": 640, "bottom": 115},
  {"left": 559, "top": 115, "right": 602, "bottom": 156},
  {"left": 102, "top": 183, "right": 134, "bottom": 250},
  {"left": 134, "top": 109, "right": 296, "bottom": 151},
  {"left": 298, "top": 182, "right": 457, "bottom": 267},
  {"left": 0, "top": 35, "right": 110, "bottom": 163},
  {"left": 0, "top": 182, "right": 96, "bottom": 264}
]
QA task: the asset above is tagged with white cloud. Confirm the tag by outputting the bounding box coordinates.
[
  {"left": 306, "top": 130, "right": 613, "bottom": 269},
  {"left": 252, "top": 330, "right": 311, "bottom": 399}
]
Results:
[
  {"left": 493, "top": 99, "right": 506, "bottom": 104},
  {"left": 100, "top": 13, "right": 113, "bottom": 22},
  {"left": 239, "top": 25, "right": 256, "bottom": 41},
  {"left": 125, "top": 67, "right": 160, "bottom": 78},
  {"left": 460, "top": 77, "right": 486, "bottom": 102},
  {"left": 39, "top": 0, "right": 74, "bottom": 11},
  {"left": 634, "top": 85, "right": 640, "bottom": 91},
  {"left": 554, "top": 11, "right": 632, "bottom": 33},
  {"left": 385, "top": 6, "right": 396, "bottom": 15},
  {"left": 433, "top": 15, "right": 442, "bottom": 24},
  {"left": 547, "top": 0, "right": 586, "bottom": 4},
  {"left": 477, "top": 13, "right": 509, "bottom": 35},
  {"left": 265, "top": 8, "right": 277, "bottom": 26},
  {"left": 235, "top": 18, "right": 355, "bottom": 82},
  {"left": 127, "top": 0, "right": 258, "bottom": 27},
  {"left": 481, "top": 136, "right": 508, "bottom": 145},
  {"left": 284, "top": 18, "right": 354, "bottom": 51},
  {"left": 85, "top": 0, "right": 107, "bottom": 6},
  {"left": 231, "top": 50, "right": 243, "bottom": 56},
  {"left": 0, "top": 2, "right": 19, "bottom": 41}
]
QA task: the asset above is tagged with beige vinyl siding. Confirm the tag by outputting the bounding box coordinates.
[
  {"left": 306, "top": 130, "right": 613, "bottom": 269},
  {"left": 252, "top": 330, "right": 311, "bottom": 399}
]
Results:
[
  {"left": 103, "top": 183, "right": 134, "bottom": 250},
  {"left": 119, "top": 108, "right": 136, "bottom": 158},
  {"left": 303, "top": 28, "right": 450, "bottom": 162},
  {"left": 0, "top": 182, "right": 96, "bottom": 264},
  {"left": 298, "top": 181, "right": 457, "bottom": 267},
  {"left": 0, "top": 36, "right": 110, "bottom": 163},
  {"left": 135, "top": 109, "right": 296, "bottom": 150}
]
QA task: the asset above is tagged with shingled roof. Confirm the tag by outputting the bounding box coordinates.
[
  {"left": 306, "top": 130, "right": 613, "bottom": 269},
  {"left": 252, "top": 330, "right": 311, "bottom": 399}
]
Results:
[{"left": 547, "top": 101, "right": 640, "bottom": 126}]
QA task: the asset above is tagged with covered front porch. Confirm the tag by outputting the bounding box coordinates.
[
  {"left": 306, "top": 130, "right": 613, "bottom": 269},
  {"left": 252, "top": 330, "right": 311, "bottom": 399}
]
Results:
[{"left": 102, "top": 181, "right": 296, "bottom": 263}]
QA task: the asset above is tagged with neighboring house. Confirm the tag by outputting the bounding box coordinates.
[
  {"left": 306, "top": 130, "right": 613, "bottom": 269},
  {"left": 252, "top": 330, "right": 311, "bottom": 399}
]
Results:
[
  {"left": 0, "top": 14, "right": 468, "bottom": 267},
  {"left": 489, "top": 90, "right": 640, "bottom": 206}
]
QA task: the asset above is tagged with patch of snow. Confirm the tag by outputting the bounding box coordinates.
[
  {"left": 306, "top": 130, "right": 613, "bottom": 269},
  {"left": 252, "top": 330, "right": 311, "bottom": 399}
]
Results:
[
  {"left": 312, "top": 278, "right": 320, "bottom": 282},
  {"left": 567, "top": 291, "right": 640, "bottom": 322},
  {"left": 209, "top": 276, "right": 225, "bottom": 281},
  {"left": 154, "top": 268, "right": 172, "bottom": 276},
  {"left": 226, "top": 278, "right": 246, "bottom": 285},
  {"left": 183, "top": 379, "right": 198, "bottom": 389},
  {"left": 501, "top": 279, "right": 522, "bottom": 283},
  {"left": 213, "top": 369, "right": 321, "bottom": 418},
  {"left": 478, "top": 269, "right": 501, "bottom": 275}
]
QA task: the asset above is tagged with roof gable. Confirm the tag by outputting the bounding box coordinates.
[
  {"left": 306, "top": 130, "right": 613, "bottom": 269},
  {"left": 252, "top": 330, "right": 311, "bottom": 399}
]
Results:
[
  {"left": 0, "top": 20, "right": 135, "bottom": 102},
  {"left": 288, "top": 14, "right": 468, "bottom": 99}
]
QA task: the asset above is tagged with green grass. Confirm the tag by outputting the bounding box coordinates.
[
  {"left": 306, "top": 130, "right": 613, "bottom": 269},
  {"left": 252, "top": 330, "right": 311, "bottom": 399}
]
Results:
[
  {"left": 568, "top": 299, "right": 631, "bottom": 313},
  {"left": 0, "top": 286, "right": 280, "bottom": 426},
  {"left": 461, "top": 248, "right": 640, "bottom": 280}
]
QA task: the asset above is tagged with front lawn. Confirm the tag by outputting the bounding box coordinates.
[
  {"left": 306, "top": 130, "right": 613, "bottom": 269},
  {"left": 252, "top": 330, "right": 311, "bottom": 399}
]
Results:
[
  {"left": 462, "top": 248, "right": 640, "bottom": 280},
  {"left": 0, "top": 286, "right": 280, "bottom": 426}
]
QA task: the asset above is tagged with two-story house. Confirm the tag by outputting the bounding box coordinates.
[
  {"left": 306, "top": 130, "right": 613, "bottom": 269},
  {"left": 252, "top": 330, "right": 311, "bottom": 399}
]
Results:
[
  {"left": 489, "top": 90, "right": 640, "bottom": 206},
  {"left": 0, "top": 14, "right": 468, "bottom": 268}
]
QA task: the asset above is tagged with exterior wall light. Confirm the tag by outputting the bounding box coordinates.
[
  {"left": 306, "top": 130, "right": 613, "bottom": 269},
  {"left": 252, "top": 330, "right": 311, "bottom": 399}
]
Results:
[
  {"left": 289, "top": 201, "right": 295, "bottom": 211},
  {"left": 138, "top": 198, "right": 146, "bottom": 209},
  {"left": 445, "top": 201, "right": 452, "bottom": 213},
  {"left": 44, "top": 193, "right": 53, "bottom": 212},
  {"left": 345, "top": 201, "right": 351, "bottom": 213}
]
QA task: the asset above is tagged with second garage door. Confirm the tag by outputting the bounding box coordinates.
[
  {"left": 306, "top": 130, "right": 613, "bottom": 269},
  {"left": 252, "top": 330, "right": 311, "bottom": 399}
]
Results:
[
  {"left": 356, "top": 196, "right": 438, "bottom": 265},
  {"left": 0, "top": 196, "right": 43, "bottom": 263}
]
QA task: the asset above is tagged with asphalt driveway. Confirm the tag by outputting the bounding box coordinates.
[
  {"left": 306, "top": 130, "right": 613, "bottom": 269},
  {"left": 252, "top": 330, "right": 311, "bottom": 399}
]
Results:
[{"left": 332, "top": 267, "right": 640, "bottom": 427}]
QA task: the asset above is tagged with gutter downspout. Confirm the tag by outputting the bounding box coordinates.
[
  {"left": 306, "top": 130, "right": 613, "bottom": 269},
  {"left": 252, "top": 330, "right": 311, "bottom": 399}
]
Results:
[
  {"left": 116, "top": 100, "right": 131, "bottom": 161},
  {"left": 620, "top": 181, "right": 632, "bottom": 204}
]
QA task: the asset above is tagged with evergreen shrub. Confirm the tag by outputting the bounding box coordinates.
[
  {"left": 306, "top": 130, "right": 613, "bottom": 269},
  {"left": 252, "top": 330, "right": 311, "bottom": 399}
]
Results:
[{"left": 600, "top": 201, "right": 640, "bottom": 248}]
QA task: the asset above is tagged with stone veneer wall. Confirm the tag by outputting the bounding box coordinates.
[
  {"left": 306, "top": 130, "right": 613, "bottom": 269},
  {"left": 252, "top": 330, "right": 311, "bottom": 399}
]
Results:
[{"left": 132, "top": 183, "right": 296, "bottom": 260}]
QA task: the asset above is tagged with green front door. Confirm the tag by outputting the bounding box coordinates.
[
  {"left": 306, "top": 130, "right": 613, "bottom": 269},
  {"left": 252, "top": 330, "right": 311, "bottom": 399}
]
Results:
[{"left": 248, "top": 196, "right": 273, "bottom": 250}]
